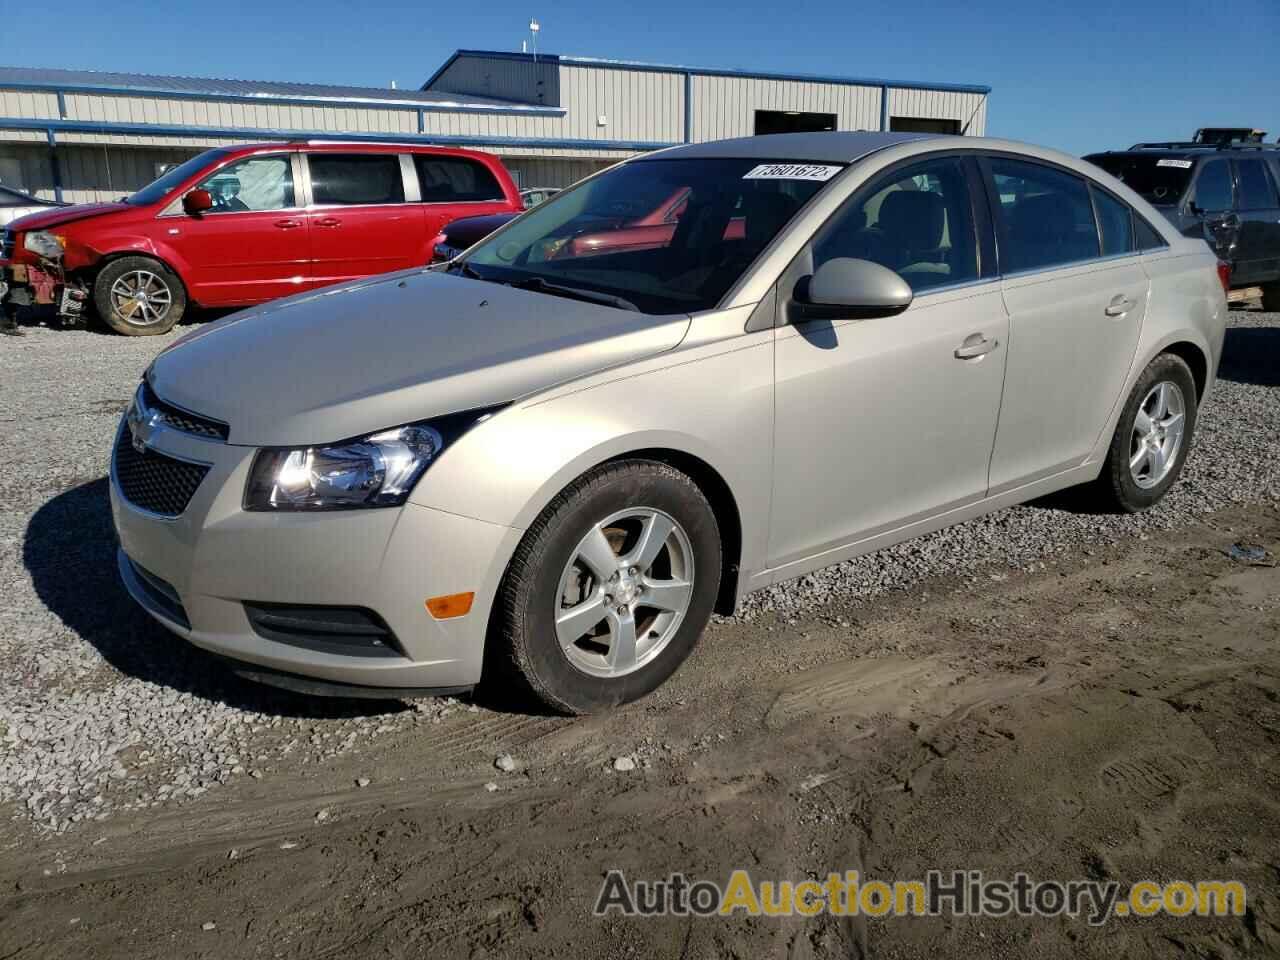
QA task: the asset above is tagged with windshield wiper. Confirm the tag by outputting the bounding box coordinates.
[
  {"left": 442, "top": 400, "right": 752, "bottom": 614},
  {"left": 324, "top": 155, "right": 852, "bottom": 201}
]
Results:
[
  {"left": 508, "top": 276, "right": 640, "bottom": 312},
  {"left": 447, "top": 260, "right": 487, "bottom": 281}
]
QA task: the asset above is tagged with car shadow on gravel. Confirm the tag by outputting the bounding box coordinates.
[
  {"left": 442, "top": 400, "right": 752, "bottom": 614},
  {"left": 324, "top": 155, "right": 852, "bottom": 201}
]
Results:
[
  {"left": 23, "top": 478, "right": 409, "bottom": 720},
  {"left": 1216, "top": 322, "right": 1280, "bottom": 388}
]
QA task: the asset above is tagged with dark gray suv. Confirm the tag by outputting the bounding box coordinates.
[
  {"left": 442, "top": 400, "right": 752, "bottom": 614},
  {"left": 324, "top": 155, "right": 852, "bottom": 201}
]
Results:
[{"left": 1085, "top": 141, "right": 1280, "bottom": 308}]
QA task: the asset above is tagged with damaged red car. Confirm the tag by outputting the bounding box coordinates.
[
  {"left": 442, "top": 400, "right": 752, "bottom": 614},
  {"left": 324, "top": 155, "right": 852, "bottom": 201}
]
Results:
[{"left": 1, "top": 141, "right": 520, "bottom": 335}]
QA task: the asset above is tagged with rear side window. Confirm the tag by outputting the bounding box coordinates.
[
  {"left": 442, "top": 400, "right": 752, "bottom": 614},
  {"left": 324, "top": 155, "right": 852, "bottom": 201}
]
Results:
[
  {"left": 989, "top": 158, "right": 1099, "bottom": 272},
  {"left": 1235, "top": 158, "right": 1278, "bottom": 210},
  {"left": 414, "top": 155, "right": 505, "bottom": 203},
  {"left": 309, "top": 154, "right": 405, "bottom": 205},
  {"left": 1190, "top": 159, "right": 1232, "bottom": 212},
  {"left": 1134, "top": 215, "right": 1168, "bottom": 251},
  {"left": 1091, "top": 186, "right": 1135, "bottom": 257}
]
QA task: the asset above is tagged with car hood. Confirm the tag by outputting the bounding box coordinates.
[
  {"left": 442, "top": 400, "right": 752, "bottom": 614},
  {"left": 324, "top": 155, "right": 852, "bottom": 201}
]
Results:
[
  {"left": 6, "top": 202, "right": 125, "bottom": 232},
  {"left": 149, "top": 269, "right": 691, "bottom": 447}
]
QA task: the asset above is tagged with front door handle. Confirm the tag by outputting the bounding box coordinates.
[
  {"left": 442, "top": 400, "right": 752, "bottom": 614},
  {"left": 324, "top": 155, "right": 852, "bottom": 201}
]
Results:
[
  {"left": 316, "top": 217, "right": 342, "bottom": 228},
  {"left": 274, "top": 218, "right": 301, "bottom": 229},
  {"left": 954, "top": 333, "right": 998, "bottom": 360},
  {"left": 1104, "top": 294, "right": 1134, "bottom": 317}
]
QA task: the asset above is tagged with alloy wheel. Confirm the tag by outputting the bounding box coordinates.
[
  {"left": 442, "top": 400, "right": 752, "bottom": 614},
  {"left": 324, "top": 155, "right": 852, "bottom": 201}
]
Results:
[
  {"left": 1129, "top": 381, "right": 1186, "bottom": 489},
  {"left": 109, "top": 270, "right": 173, "bottom": 327}
]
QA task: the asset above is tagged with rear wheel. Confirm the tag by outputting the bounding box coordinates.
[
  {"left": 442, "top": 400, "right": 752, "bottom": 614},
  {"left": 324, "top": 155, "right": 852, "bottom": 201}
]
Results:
[
  {"left": 1092, "top": 353, "right": 1197, "bottom": 512},
  {"left": 492, "top": 460, "right": 721, "bottom": 714},
  {"left": 93, "top": 256, "right": 186, "bottom": 335}
]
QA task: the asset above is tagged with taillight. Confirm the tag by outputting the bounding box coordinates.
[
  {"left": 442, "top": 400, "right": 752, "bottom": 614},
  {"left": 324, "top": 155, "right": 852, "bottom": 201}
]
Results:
[{"left": 1216, "top": 261, "right": 1231, "bottom": 296}]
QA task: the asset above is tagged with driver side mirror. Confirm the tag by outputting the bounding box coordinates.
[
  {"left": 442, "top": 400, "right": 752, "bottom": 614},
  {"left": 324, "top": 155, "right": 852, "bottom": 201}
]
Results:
[
  {"left": 182, "top": 189, "right": 213, "bottom": 216},
  {"left": 791, "top": 258, "right": 913, "bottom": 321}
]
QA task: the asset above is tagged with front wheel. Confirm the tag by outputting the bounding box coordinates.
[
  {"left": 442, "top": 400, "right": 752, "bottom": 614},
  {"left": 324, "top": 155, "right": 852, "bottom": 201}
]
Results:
[
  {"left": 93, "top": 256, "right": 187, "bottom": 335},
  {"left": 492, "top": 460, "right": 721, "bottom": 714},
  {"left": 1092, "top": 353, "right": 1198, "bottom": 512}
]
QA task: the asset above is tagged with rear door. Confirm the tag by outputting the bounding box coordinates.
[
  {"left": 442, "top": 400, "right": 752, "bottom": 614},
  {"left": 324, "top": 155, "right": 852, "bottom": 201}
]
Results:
[
  {"left": 304, "top": 152, "right": 419, "bottom": 286},
  {"left": 1184, "top": 157, "right": 1238, "bottom": 264},
  {"left": 1231, "top": 156, "right": 1280, "bottom": 285},
  {"left": 983, "top": 156, "right": 1147, "bottom": 491},
  {"left": 172, "top": 152, "right": 310, "bottom": 305}
]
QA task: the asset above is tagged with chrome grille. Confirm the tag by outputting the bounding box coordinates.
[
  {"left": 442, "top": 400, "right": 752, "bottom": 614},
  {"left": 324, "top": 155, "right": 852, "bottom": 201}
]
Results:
[
  {"left": 141, "top": 381, "right": 229, "bottom": 441},
  {"left": 112, "top": 428, "right": 209, "bottom": 517}
]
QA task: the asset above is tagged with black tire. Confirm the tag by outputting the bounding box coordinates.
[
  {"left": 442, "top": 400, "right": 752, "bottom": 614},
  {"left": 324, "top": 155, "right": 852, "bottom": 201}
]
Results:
[
  {"left": 491, "top": 460, "right": 721, "bottom": 715},
  {"left": 93, "top": 256, "right": 186, "bottom": 335},
  {"left": 1092, "top": 353, "right": 1198, "bottom": 513},
  {"left": 1262, "top": 282, "right": 1280, "bottom": 312}
]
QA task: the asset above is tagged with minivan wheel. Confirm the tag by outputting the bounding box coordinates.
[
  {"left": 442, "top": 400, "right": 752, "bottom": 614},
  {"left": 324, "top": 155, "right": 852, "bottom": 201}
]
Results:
[
  {"left": 1093, "top": 353, "right": 1198, "bottom": 513},
  {"left": 94, "top": 256, "right": 186, "bottom": 335},
  {"left": 492, "top": 460, "right": 721, "bottom": 715}
]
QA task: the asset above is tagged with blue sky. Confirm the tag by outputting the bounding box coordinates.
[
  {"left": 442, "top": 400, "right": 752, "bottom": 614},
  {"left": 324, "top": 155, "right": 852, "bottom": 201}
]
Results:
[{"left": 12, "top": 0, "right": 1279, "bottom": 156}]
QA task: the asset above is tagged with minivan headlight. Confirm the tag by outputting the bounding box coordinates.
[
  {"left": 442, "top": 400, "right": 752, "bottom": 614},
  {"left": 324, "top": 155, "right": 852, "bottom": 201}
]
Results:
[
  {"left": 244, "top": 408, "right": 502, "bottom": 511},
  {"left": 24, "top": 231, "right": 66, "bottom": 260}
]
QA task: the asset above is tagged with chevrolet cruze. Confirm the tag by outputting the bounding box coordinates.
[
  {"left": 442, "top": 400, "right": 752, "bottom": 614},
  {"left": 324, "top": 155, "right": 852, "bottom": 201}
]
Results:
[{"left": 111, "top": 131, "right": 1227, "bottom": 713}]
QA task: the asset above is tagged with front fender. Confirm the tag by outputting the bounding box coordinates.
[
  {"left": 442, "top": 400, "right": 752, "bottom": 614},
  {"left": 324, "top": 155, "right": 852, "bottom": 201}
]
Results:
[{"left": 409, "top": 328, "right": 776, "bottom": 584}]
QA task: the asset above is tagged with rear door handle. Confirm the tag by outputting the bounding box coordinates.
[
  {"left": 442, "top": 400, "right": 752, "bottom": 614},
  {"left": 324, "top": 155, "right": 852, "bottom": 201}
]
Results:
[
  {"left": 316, "top": 217, "right": 342, "bottom": 228},
  {"left": 1104, "top": 294, "right": 1134, "bottom": 317},
  {"left": 274, "top": 218, "right": 301, "bottom": 229},
  {"left": 954, "top": 333, "right": 998, "bottom": 360}
]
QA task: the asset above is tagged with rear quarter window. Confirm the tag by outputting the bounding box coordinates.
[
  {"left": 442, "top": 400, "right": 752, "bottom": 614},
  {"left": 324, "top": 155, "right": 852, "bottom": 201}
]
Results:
[{"left": 415, "top": 156, "right": 505, "bottom": 203}]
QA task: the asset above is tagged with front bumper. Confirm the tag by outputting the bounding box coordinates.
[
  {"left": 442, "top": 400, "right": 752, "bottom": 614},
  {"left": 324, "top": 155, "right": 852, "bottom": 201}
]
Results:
[{"left": 109, "top": 416, "right": 523, "bottom": 695}]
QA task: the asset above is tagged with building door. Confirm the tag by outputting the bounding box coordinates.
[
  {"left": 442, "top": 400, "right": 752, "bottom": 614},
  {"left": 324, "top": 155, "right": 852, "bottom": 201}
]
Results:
[
  {"left": 754, "top": 110, "right": 837, "bottom": 135},
  {"left": 889, "top": 117, "right": 962, "bottom": 135}
]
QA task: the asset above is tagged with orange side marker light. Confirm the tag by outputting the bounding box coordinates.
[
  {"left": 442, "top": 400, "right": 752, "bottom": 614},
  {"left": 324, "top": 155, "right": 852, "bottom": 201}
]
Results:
[{"left": 425, "top": 592, "right": 475, "bottom": 620}]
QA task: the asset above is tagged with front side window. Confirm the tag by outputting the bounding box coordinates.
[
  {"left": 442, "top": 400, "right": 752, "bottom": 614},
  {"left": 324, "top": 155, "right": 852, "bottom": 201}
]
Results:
[
  {"left": 195, "top": 154, "right": 295, "bottom": 213},
  {"left": 989, "top": 158, "right": 1100, "bottom": 273},
  {"left": 462, "top": 157, "right": 838, "bottom": 314},
  {"left": 1091, "top": 186, "right": 1136, "bottom": 258},
  {"left": 309, "top": 153, "right": 405, "bottom": 206},
  {"left": 811, "top": 156, "right": 978, "bottom": 292},
  {"left": 415, "top": 156, "right": 505, "bottom": 203},
  {"left": 1235, "top": 158, "right": 1278, "bottom": 210},
  {"left": 1189, "top": 159, "right": 1232, "bottom": 212}
]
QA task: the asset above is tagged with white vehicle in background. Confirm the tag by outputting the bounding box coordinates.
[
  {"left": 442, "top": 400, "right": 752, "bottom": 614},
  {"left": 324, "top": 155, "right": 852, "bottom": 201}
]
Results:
[
  {"left": 521, "top": 187, "right": 560, "bottom": 209},
  {"left": 0, "top": 184, "right": 62, "bottom": 230}
]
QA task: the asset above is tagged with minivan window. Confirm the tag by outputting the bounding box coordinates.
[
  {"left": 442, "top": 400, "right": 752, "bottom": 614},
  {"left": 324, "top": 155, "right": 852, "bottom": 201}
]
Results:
[
  {"left": 463, "top": 157, "right": 837, "bottom": 314},
  {"left": 812, "top": 156, "right": 978, "bottom": 292},
  {"left": 989, "top": 158, "right": 1099, "bottom": 272},
  {"left": 1235, "top": 158, "right": 1278, "bottom": 210},
  {"left": 1190, "top": 159, "right": 1232, "bottom": 212},
  {"left": 126, "top": 148, "right": 229, "bottom": 206},
  {"left": 1091, "top": 186, "right": 1135, "bottom": 258},
  {"left": 309, "top": 154, "right": 405, "bottom": 205},
  {"left": 195, "top": 155, "right": 295, "bottom": 213},
  {"left": 414, "top": 156, "right": 504, "bottom": 203}
]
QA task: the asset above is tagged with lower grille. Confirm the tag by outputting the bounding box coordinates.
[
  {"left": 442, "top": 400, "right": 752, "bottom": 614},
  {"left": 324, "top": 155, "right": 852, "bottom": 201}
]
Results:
[
  {"left": 112, "top": 428, "right": 209, "bottom": 517},
  {"left": 243, "top": 602, "right": 404, "bottom": 658},
  {"left": 125, "top": 556, "right": 190, "bottom": 629}
]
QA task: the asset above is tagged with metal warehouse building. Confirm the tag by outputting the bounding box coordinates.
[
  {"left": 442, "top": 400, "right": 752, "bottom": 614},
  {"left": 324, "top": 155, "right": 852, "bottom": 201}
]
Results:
[{"left": 0, "top": 51, "right": 989, "bottom": 204}]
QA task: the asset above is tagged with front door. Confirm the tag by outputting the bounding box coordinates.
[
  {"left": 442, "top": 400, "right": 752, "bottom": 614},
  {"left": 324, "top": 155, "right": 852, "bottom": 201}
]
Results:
[
  {"left": 1232, "top": 157, "right": 1280, "bottom": 286},
  {"left": 983, "top": 157, "right": 1147, "bottom": 491},
  {"left": 769, "top": 155, "right": 1008, "bottom": 568},
  {"left": 304, "top": 152, "right": 420, "bottom": 286},
  {"left": 174, "top": 152, "right": 310, "bottom": 305}
]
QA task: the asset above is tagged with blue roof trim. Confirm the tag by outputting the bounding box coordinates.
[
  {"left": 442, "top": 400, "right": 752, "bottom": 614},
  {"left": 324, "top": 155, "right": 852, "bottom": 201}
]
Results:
[
  {"left": 0, "top": 68, "right": 564, "bottom": 116},
  {"left": 424, "top": 49, "right": 992, "bottom": 96},
  {"left": 0, "top": 116, "right": 668, "bottom": 153}
]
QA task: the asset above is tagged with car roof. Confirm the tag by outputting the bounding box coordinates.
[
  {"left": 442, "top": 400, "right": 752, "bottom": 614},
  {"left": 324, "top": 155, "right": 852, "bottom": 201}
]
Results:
[
  {"left": 645, "top": 131, "right": 942, "bottom": 164},
  {"left": 220, "top": 141, "right": 505, "bottom": 161}
]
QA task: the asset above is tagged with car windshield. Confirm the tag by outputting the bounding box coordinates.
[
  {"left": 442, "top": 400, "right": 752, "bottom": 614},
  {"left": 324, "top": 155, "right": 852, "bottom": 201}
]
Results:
[
  {"left": 125, "top": 149, "right": 232, "bottom": 206},
  {"left": 1085, "top": 154, "right": 1193, "bottom": 205},
  {"left": 0, "top": 184, "right": 37, "bottom": 205},
  {"left": 460, "top": 157, "right": 842, "bottom": 314}
]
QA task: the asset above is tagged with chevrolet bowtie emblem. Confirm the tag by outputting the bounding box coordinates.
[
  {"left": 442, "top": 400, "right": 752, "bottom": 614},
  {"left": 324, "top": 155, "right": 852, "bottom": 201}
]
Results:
[{"left": 127, "top": 397, "right": 161, "bottom": 454}]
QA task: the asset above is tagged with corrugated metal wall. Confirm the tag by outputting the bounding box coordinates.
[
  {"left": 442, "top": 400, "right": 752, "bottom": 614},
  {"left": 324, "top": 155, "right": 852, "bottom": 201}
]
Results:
[
  {"left": 429, "top": 55, "right": 560, "bottom": 106},
  {"left": 886, "top": 88, "right": 987, "bottom": 136},
  {"left": 502, "top": 157, "right": 614, "bottom": 189},
  {"left": 558, "top": 65, "right": 684, "bottom": 143},
  {"left": 690, "top": 75, "right": 882, "bottom": 141}
]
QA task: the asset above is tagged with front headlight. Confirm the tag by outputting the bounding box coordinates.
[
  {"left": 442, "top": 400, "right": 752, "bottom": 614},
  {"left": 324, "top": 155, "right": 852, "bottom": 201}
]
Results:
[
  {"left": 244, "top": 408, "right": 501, "bottom": 511},
  {"left": 23, "top": 231, "right": 66, "bottom": 260}
]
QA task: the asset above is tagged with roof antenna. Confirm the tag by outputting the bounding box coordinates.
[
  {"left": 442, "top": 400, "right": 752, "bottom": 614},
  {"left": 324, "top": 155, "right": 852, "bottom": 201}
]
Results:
[{"left": 529, "top": 18, "right": 540, "bottom": 63}]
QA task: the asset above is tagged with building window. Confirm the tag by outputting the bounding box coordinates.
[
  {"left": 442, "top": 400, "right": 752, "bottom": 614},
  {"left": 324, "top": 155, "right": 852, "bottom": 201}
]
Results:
[
  {"left": 890, "top": 117, "right": 961, "bottom": 135},
  {"left": 754, "top": 110, "right": 837, "bottom": 136}
]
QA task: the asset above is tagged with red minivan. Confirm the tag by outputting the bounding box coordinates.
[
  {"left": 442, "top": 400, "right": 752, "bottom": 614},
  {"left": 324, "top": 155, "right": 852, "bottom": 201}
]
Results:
[{"left": 0, "top": 142, "right": 521, "bottom": 335}]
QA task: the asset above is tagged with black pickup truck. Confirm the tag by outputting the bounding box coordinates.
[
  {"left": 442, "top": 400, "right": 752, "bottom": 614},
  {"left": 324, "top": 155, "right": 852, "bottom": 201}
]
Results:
[{"left": 1084, "top": 137, "right": 1280, "bottom": 308}]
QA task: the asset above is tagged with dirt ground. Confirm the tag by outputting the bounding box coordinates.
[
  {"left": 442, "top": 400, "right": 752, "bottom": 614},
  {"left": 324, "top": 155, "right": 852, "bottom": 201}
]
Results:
[{"left": 2, "top": 499, "right": 1279, "bottom": 959}]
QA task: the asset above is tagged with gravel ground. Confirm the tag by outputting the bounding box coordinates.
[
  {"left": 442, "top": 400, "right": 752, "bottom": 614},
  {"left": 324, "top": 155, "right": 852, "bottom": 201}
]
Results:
[{"left": 1, "top": 309, "right": 1277, "bottom": 832}]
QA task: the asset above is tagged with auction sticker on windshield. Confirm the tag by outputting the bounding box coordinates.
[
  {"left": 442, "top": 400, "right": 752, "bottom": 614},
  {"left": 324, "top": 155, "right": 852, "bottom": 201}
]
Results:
[
  {"left": 1156, "top": 159, "right": 1194, "bottom": 169},
  {"left": 743, "top": 163, "right": 843, "bottom": 181}
]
